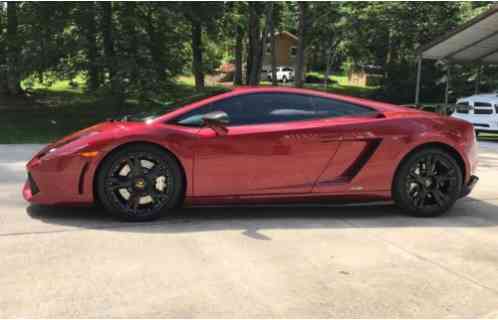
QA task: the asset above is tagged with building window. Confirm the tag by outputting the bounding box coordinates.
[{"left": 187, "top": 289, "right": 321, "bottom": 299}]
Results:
[{"left": 289, "top": 46, "right": 297, "bottom": 57}]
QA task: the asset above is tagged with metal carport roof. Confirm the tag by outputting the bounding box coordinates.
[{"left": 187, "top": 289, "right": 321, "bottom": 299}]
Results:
[
  {"left": 418, "top": 5, "right": 498, "bottom": 63},
  {"left": 415, "top": 5, "right": 498, "bottom": 104}
]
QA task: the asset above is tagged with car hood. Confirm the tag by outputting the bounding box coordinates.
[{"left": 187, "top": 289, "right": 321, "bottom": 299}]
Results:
[{"left": 34, "top": 121, "right": 145, "bottom": 159}]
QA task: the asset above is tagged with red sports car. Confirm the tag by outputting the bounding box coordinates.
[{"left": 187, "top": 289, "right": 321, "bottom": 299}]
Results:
[{"left": 23, "top": 87, "right": 479, "bottom": 221}]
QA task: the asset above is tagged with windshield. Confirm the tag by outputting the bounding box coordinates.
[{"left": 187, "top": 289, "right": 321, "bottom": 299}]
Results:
[{"left": 122, "top": 88, "right": 232, "bottom": 122}]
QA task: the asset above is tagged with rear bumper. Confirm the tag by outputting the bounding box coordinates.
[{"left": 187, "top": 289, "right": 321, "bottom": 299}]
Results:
[{"left": 460, "top": 175, "right": 479, "bottom": 198}]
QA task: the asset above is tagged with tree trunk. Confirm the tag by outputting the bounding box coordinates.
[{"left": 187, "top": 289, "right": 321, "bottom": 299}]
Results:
[
  {"left": 191, "top": 19, "right": 205, "bottom": 91},
  {"left": 255, "top": 3, "right": 272, "bottom": 84},
  {"left": 143, "top": 8, "right": 168, "bottom": 86},
  {"left": 246, "top": 3, "right": 258, "bottom": 85},
  {"left": 234, "top": 25, "right": 243, "bottom": 86},
  {"left": 101, "top": 1, "right": 121, "bottom": 101},
  {"left": 123, "top": 2, "right": 139, "bottom": 85},
  {"left": 0, "top": 5, "right": 7, "bottom": 94},
  {"left": 247, "top": 3, "right": 272, "bottom": 86},
  {"left": 323, "top": 39, "right": 339, "bottom": 89},
  {"left": 324, "top": 46, "right": 332, "bottom": 89},
  {"left": 295, "top": 2, "right": 306, "bottom": 88},
  {"left": 6, "top": 2, "right": 22, "bottom": 95},
  {"left": 269, "top": 7, "right": 277, "bottom": 86},
  {"left": 85, "top": 2, "right": 100, "bottom": 92}
]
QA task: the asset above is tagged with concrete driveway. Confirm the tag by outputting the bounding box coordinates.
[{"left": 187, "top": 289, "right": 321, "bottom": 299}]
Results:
[{"left": 1, "top": 143, "right": 498, "bottom": 318}]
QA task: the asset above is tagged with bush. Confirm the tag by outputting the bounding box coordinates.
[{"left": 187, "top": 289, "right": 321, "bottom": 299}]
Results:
[{"left": 305, "top": 73, "right": 338, "bottom": 84}]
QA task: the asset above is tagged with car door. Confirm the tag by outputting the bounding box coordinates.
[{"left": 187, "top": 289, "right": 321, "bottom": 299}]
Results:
[
  {"left": 181, "top": 93, "right": 342, "bottom": 197},
  {"left": 309, "top": 96, "right": 384, "bottom": 194}
]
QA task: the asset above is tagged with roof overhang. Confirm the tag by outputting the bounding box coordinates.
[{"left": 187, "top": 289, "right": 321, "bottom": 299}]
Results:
[{"left": 417, "top": 5, "right": 498, "bottom": 64}]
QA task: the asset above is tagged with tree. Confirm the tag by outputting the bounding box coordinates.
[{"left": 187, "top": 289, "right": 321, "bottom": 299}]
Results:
[
  {"left": 101, "top": 1, "right": 122, "bottom": 101},
  {"left": 234, "top": 24, "right": 244, "bottom": 85},
  {"left": 0, "top": 3, "right": 8, "bottom": 94},
  {"left": 178, "top": 3, "right": 224, "bottom": 91},
  {"left": 294, "top": 2, "right": 307, "bottom": 88},
  {"left": 269, "top": 4, "right": 277, "bottom": 86},
  {"left": 191, "top": 17, "right": 204, "bottom": 90},
  {"left": 246, "top": 2, "right": 273, "bottom": 85},
  {"left": 5, "top": 1, "right": 22, "bottom": 95},
  {"left": 306, "top": 3, "right": 347, "bottom": 87},
  {"left": 76, "top": 2, "right": 101, "bottom": 91}
]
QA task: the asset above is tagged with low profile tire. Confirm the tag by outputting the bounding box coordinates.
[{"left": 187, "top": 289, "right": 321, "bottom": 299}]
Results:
[
  {"left": 96, "top": 144, "right": 184, "bottom": 222},
  {"left": 393, "top": 148, "right": 463, "bottom": 217}
]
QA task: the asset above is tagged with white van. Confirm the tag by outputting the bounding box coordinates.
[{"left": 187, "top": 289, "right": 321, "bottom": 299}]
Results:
[{"left": 451, "top": 93, "right": 498, "bottom": 134}]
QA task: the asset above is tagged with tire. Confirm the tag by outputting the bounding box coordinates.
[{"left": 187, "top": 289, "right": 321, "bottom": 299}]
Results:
[
  {"left": 393, "top": 147, "right": 463, "bottom": 217},
  {"left": 282, "top": 76, "right": 288, "bottom": 83},
  {"left": 96, "top": 144, "right": 184, "bottom": 221}
]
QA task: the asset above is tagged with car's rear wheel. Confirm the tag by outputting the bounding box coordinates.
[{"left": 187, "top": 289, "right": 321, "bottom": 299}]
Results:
[
  {"left": 96, "top": 144, "right": 184, "bottom": 221},
  {"left": 393, "top": 148, "right": 462, "bottom": 217}
]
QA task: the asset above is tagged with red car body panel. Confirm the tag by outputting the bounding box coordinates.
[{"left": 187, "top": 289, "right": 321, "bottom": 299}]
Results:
[{"left": 23, "top": 87, "right": 478, "bottom": 207}]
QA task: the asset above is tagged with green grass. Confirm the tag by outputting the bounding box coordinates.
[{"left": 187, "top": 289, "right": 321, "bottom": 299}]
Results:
[
  {"left": 261, "top": 71, "right": 376, "bottom": 98},
  {"left": 305, "top": 71, "right": 376, "bottom": 98},
  {"left": 0, "top": 77, "right": 220, "bottom": 144},
  {"left": 1, "top": 71, "right": 374, "bottom": 144},
  {"left": 21, "top": 73, "right": 87, "bottom": 94}
]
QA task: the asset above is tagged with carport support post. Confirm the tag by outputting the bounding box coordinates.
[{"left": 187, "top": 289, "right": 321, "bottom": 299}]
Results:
[
  {"left": 415, "top": 56, "right": 422, "bottom": 105},
  {"left": 445, "top": 63, "right": 451, "bottom": 104},
  {"left": 475, "top": 63, "right": 481, "bottom": 94}
]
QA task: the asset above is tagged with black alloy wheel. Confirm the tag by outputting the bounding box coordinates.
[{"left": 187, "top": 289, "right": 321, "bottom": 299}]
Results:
[
  {"left": 97, "top": 144, "right": 183, "bottom": 221},
  {"left": 393, "top": 148, "right": 463, "bottom": 217}
]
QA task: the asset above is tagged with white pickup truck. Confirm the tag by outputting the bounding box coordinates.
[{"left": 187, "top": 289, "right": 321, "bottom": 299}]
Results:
[
  {"left": 263, "top": 66, "right": 295, "bottom": 83},
  {"left": 451, "top": 93, "right": 498, "bottom": 135}
]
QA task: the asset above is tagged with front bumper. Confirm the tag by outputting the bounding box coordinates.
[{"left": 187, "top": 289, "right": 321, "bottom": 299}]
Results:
[
  {"left": 23, "top": 153, "right": 96, "bottom": 206},
  {"left": 460, "top": 175, "right": 479, "bottom": 198}
]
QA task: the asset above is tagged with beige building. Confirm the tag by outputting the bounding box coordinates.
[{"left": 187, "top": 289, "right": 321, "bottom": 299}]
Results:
[{"left": 262, "top": 31, "right": 299, "bottom": 70}]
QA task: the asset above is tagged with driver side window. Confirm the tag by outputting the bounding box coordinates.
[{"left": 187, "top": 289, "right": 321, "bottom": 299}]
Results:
[
  {"left": 174, "top": 96, "right": 244, "bottom": 127},
  {"left": 173, "top": 93, "right": 315, "bottom": 127}
]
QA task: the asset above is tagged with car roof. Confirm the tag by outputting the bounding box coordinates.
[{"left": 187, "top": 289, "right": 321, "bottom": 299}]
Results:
[
  {"left": 152, "top": 86, "right": 405, "bottom": 124},
  {"left": 229, "top": 86, "right": 401, "bottom": 112}
]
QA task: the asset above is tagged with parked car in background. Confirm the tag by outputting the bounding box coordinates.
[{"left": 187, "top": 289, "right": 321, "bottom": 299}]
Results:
[
  {"left": 451, "top": 93, "right": 498, "bottom": 135},
  {"left": 265, "top": 66, "right": 295, "bottom": 83}
]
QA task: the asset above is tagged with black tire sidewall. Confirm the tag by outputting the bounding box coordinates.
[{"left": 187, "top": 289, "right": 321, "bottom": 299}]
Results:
[
  {"left": 393, "top": 148, "right": 463, "bottom": 217},
  {"left": 96, "top": 144, "right": 184, "bottom": 222}
]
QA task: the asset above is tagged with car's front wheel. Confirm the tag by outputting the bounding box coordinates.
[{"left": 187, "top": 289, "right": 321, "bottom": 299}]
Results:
[
  {"left": 393, "top": 148, "right": 463, "bottom": 217},
  {"left": 96, "top": 144, "right": 184, "bottom": 221}
]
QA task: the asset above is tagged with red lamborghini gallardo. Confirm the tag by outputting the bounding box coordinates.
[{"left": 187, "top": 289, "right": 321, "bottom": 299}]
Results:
[{"left": 23, "top": 87, "right": 479, "bottom": 221}]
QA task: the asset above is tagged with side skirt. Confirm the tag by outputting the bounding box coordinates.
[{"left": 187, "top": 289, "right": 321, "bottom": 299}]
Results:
[{"left": 184, "top": 190, "right": 391, "bottom": 206}]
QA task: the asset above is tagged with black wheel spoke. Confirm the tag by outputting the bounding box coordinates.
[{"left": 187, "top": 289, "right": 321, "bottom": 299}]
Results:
[
  {"left": 413, "top": 189, "right": 427, "bottom": 208},
  {"left": 146, "top": 163, "right": 164, "bottom": 179},
  {"left": 431, "top": 189, "right": 448, "bottom": 207},
  {"left": 108, "top": 177, "right": 132, "bottom": 190},
  {"left": 425, "top": 156, "right": 435, "bottom": 176},
  {"left": 408, "top": 173, "right": 425, "bottom": 186},
  {"left": 437, "top": 173, "right": 457, "bottom": 183},
  {"left": 127, "top": 157, "right": 143, "bottom": 177},
  {"left": 129, "top": 192, "right": 141, "bottom": 210}
]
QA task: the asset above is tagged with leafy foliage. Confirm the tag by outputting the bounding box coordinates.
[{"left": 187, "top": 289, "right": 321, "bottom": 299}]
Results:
[{"left": 0, "top": 1, "right": 495, "bottom": 105}]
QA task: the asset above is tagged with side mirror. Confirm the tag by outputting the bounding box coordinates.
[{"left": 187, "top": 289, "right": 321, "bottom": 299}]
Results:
[{"left": 202, "top": 111, "right": 230, "bottom": 135}]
